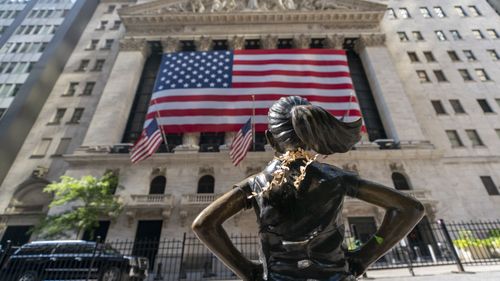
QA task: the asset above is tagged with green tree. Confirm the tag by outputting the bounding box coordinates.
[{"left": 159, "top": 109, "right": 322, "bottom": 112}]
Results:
[{"left": 32, "top": 172, "right": 122, "bottom": 239}]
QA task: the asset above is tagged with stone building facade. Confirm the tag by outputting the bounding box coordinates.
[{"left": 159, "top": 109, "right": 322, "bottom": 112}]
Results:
[{"left": 0, "top": 0, "right": 499, "bottom": 246}]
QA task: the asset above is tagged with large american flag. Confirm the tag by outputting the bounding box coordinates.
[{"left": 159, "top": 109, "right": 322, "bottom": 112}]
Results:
[{"left": 145, "top": 49, "right": 362, "bottom": 133}]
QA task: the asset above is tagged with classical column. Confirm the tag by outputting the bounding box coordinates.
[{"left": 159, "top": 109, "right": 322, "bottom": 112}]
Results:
[
  {"left": 82, "top": 38, "right": 150, "bottom": 147},
  {"left": 261, "top": 35, "right": 278, "bottom": 49},
  {"left": 293, "top": 34, "right": 310, "bottom": 49},
  {"left": 354, "top": 34, "right": 426, "bottom": 143},
  {"left": 161, "top": 37, "right": 180, "bottom": 53}
]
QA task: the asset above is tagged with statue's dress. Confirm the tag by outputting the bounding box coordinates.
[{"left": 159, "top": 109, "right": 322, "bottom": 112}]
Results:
[{"left": 235, "top": 159, "right": 360, "bottom": 281}]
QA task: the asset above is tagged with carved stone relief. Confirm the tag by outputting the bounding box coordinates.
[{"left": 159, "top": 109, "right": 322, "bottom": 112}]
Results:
[
  {"left": 199, "top": 166, "right": 215, "bottom": 176},
  {"left": 145, "top": 0, "right": 347, "bottom": 14},
  {"left": 294, "top": 34, "right": 310, "bottom": 49},
  {"left": 261, "top": 34, "right": 278, "bottom": 49},
  {"left": 195, "top": 36, "right": 213, "bottom": 51},
  {"left": 161, "top": 37, "right": 181, "bottom": 53},
  {"left": 324, "top": 34, "right": 345, "bottom": 49},
  {"left": 229, "top": 35, "right": 245, "bottom": 50},
  {"left": 353, "top": 33, "right": 386, "bottom": 54}
]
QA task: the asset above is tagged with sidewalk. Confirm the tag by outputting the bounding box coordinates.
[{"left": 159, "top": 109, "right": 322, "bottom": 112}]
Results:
[
  {"left": 364, "top": 264, "right": 500, "bottom": 281},
  {"left": 221, "top": 265, "right": 500, "bottom": 281}
]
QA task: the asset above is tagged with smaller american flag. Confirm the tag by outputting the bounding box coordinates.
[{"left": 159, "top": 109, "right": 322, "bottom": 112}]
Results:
[
  {"left": 230, "top": 118, "right": 253, "bottom": 166},
  {"left": 130, "top": 118, "right": 163, "bottom": 164}
]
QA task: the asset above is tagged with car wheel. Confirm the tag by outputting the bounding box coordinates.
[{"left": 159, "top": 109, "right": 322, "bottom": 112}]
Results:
[
  {"left": 17, "top": 271, "right": 38, "bottom": 281},
  {"left": 100, "top": 267, "right": 121, "bottom": 281}
]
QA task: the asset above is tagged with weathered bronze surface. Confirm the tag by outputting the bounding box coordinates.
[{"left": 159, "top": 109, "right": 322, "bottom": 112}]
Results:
[{"left": 192, "top": 96, "right": 424, "bottom": 281}]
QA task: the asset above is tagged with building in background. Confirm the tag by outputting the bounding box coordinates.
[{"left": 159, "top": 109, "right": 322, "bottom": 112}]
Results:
[
  {"left": 0, "top": 0, "right": 498, "bottom": 258},
  {"left": 0, "top": 0, "right": 100, "bottom": 191}
]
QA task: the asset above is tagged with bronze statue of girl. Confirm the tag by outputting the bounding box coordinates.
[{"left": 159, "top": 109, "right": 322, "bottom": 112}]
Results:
[{"left": 193, "top": 96, "right": 424, "bottom": 281}]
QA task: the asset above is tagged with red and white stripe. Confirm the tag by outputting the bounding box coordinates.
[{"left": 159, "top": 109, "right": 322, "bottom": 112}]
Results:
[
  {"left": 230, "top": 130, "right": 253, "bottom": 167},
  {"left": 130, "top": 130, "right": 162, "bottom": 163},
  {"left": 147, "top": 49, "right": 362, "bottom": 133}
]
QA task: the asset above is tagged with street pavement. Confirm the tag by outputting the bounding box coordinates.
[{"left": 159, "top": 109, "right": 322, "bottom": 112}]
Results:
[
  {"left": 222, "top": 265, "right": 500, "bottom": 281},
  {"left": 363, "top": 265, "right": 500, "bottom": 281}
]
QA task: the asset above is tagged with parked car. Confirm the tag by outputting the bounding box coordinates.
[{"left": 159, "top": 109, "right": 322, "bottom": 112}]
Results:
[{"left": 0, "top": 240, "right": 148, "bottom": 281}]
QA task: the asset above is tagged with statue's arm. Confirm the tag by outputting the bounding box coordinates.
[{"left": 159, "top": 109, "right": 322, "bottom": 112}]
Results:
[
  {"left": 347, "top": 179, "right": 425, "bottom": 276},
  {"left": 192, "top": 186, "right": 261, "bottom": 281}
]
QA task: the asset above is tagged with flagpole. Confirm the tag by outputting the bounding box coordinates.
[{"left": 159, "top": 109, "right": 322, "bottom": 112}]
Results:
[
  {"left": 151, "top": 98, "right": 169, "bottom": 152},
  {"left": 251, "top": 94, "right": 256, "bottom": 151}
]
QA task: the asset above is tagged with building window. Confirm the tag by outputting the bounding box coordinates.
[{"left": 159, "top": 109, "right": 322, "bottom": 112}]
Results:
[
  {"left": 487, "top": 49, "right": 500, "bottom": 60},
  {"left": 0, "top": 84, "right": 12, "bottom": 96},
  {"left": 0, "top": 108, "right": 6, "bottom": 119},
  {"left": 53, "top": 138, "right": 71, "bottom": 156},
  {"left": 480, "top": 176, "right": 499, "bottom": 195},
  {"left": 431, "top": 100, "right": 447, "bottom": 115},
  {"left": 102, "top": 39, "right": 114, "bottom": 50},
  {"left": 64, "top": 82, "right": 78, "bottom": 96},
  {"left": 398, "top": 8, "right": 411, "bottom": 18},
  {"left": 463, "top": 50, "right": 477, "bottom": 61},
  {"left": 433, "top": 70, "right": 447, "bottom": 82},
  {"left": 447, "top": 50, "right": 461, "bottom": 62},
  {"left": 82, "top": 82, "right": 95, "bottom": 96},
  {"left": 472, "top": 29, "right": 485, "bottom": 39},
  {"left": 475, "top": 69, "right": 491, "bottom": 81},
  {"left": 497, "top": 98, "right": 500, "bottom": 108},
  {"left": 458, "top": 69, "right": 473, "bottom": 81},
  {"left": 149, "top": 176, "right": 166, "bottom": 194},
  {"left": 455, "top": 6, "right": 467, "bottom": 17},
  {"left": 465, "top": 129, "right": 484, "bottom": 146},
  {"left": 487, "top": 29, "right": 499, "bottom": 39},
  {"left": 412, "top": 31, "right": 424, "bottom": 41},
  {"left": 407, "top": 52, "right": 419, "bottom": 62},
  {"left": 86, "top": 39, "right": 98, "bottom": 50},
  {"left": 197, "top": 175, "right": 214, "bottom": 193},
  {"left": 416, "top": 70, "right": 430, "bottom": 82},
  {"left": 397, "top": 32, "right": 409, "bottom": 42},
  {"left": 32, "top": 138, "right": 52, "bottom": 157},
  {"left": 92, "top": 59, "right": 105, "bottom": 71},
  {"left": 49, "top": 108, "right": 66, "bottom": 124},
  {"left": 477, "top": 99, "right": 494, "bottom": 113},
  {"left": 96, "top": 20, "right": 107, "bottom": 30},
  {"left": 496, "top": 129, "right": 500, "bottom": 140},
  {"left": 106, "top": 5, "right": 116, "bottom": 14},
  {"left": 199, "top": 132, "right": 224, "bottom": 152},
  {"left": 433, "top": 6, "right": 446, "bottom": 18},
  {"left": 450, "top": 100, "right": 466, "bottom": 114},
  {"left": 10, "top": 84, "right": 21, "bottom": 97},
  {"left": 446, "top": 130, "right": 464, "bottom": 147},
  {"left": 68, "top": 108, "right": 84, "bottom": 123},
  {"left": 392, "top": 172, "right": 411, "bottom": 190},
  {"left": 450, "top": 30, "right": 462, "bottom": 40},
  {"left": 420, "top": 7, "right": 432, "bottom": 18},
  {"left": 468, "top": 6, "right": 482, "bottom": 16},
  {"left": 111, "top": 20, "right": 121, "bottom": 30},
  {"left": 387, "top": 8, "right": 396, "bottom": 19},
  {"left": 76, "top": 59, "right": 89, "bottom": 72},
  {"left": 435, "top": 30, "right": 447, "bottom": 41},
  {"left": 423, "top": 51, "right": 436, "bottom": 62}
]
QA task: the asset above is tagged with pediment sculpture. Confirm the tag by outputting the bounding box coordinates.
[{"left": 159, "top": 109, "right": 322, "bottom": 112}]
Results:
[{"left": 122, "top": 0, "right": 386, "bottom": 15}]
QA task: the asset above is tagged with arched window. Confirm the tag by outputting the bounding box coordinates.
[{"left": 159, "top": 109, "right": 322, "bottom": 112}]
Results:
[
  {"left": 149, "top": 176, "right": 166, "bottom": 194},
  {"left": 392, "top": 172, "right": 411, "bottom": 190},
  {"left": 197, "top": 175, "right": 214, "bottom": 193}
]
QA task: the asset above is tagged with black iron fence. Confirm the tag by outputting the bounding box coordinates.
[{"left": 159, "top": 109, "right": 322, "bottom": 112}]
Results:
[{"left": 0, "top": 220, "right": 499, "bottom": 280}]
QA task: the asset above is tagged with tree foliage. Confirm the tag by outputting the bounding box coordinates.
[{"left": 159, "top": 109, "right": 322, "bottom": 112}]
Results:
[{"left": 32, "top": 173, "right": 122, "bottom": 239}]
